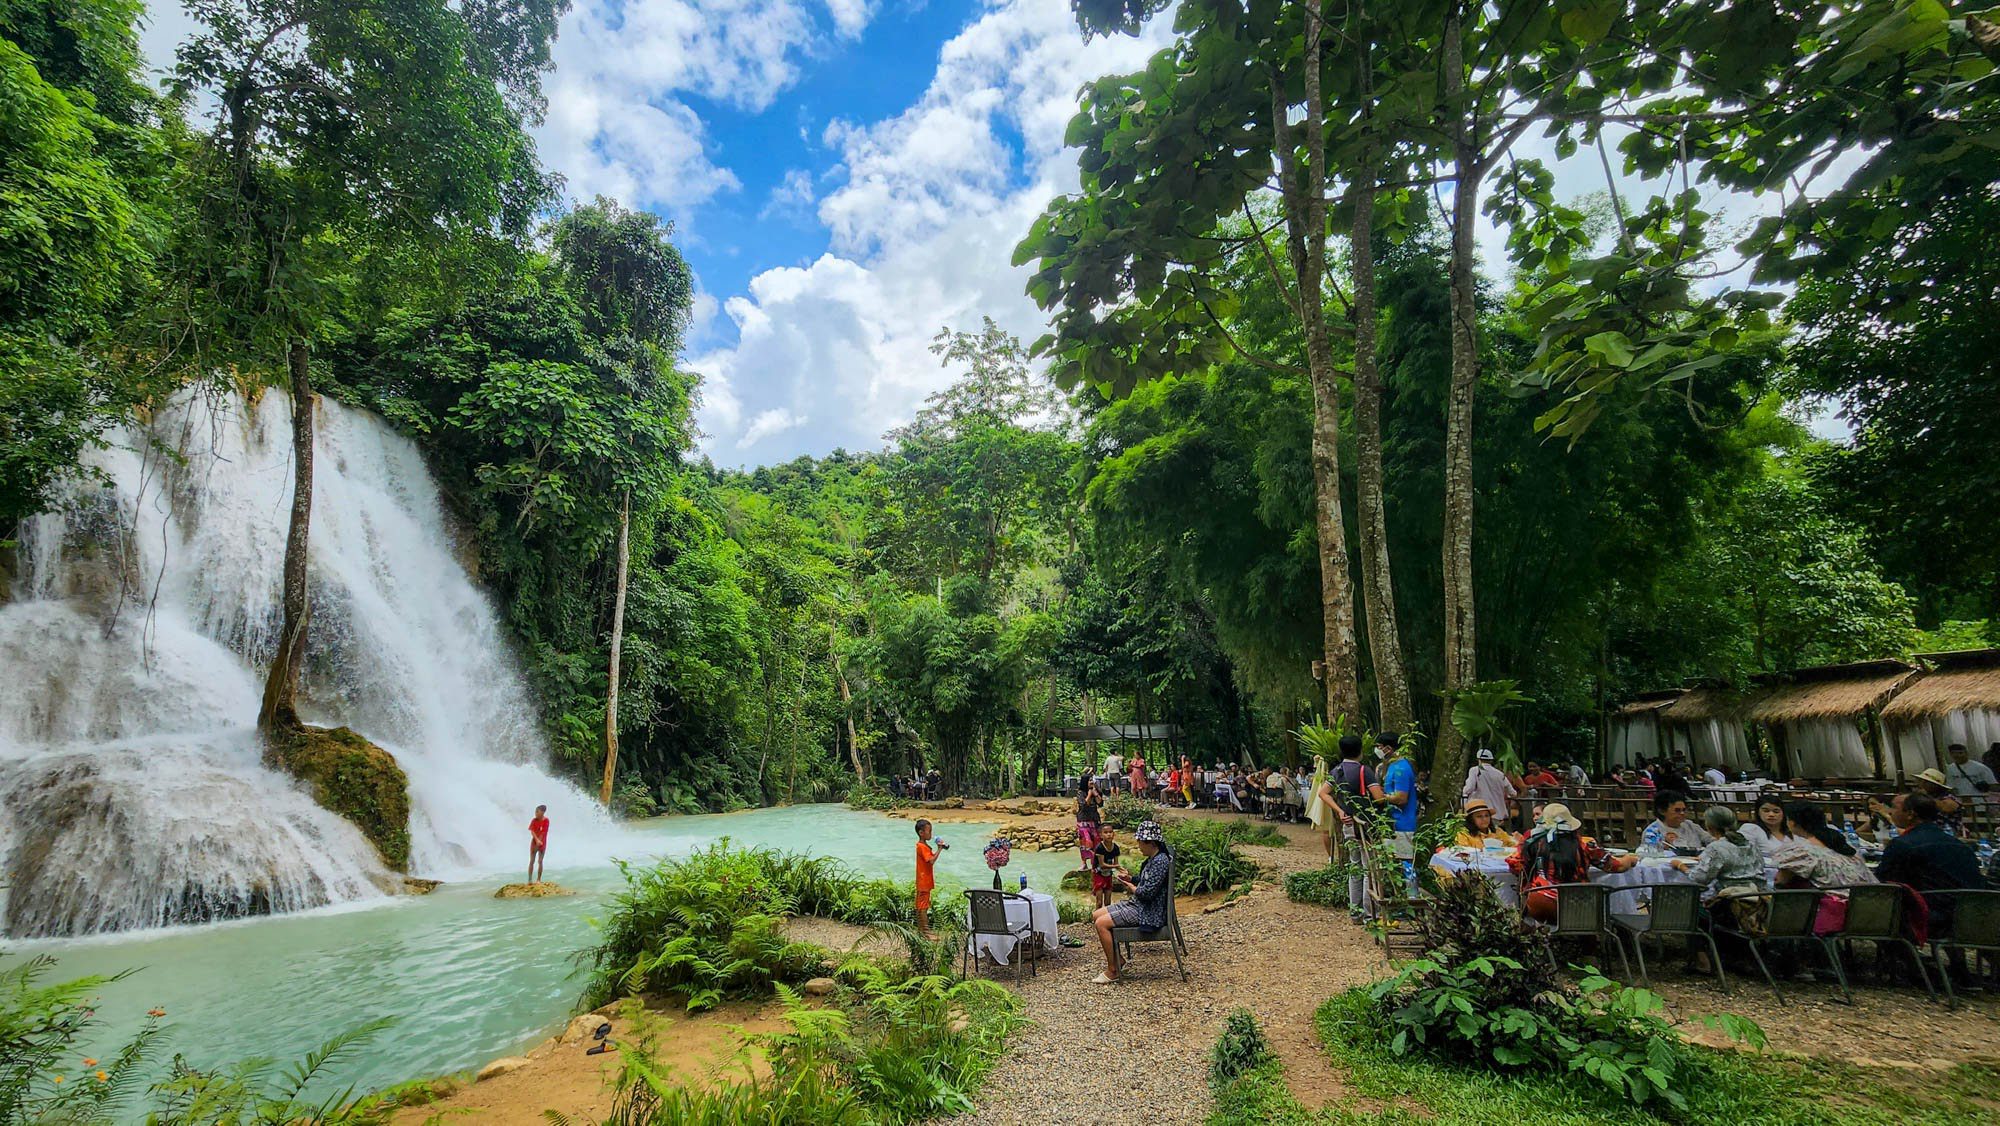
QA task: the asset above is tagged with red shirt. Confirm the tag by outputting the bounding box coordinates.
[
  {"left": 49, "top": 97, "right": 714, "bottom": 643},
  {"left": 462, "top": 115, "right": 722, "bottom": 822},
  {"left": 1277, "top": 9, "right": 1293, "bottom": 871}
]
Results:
[
  {"left": 1522, "top": 770, "right": 1561, "bottom": 789},
  {"left": 915, "top": 840, "right": 938, "bottom": 891},
  {"left": 529, "top": 816, "right": 549, "bottom": 848}
]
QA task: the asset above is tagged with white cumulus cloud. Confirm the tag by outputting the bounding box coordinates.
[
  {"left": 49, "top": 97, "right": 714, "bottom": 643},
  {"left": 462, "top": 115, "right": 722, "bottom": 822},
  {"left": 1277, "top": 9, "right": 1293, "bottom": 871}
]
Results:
[{"left": 694, "top": 0, "right": 1172, "bottom": 462}]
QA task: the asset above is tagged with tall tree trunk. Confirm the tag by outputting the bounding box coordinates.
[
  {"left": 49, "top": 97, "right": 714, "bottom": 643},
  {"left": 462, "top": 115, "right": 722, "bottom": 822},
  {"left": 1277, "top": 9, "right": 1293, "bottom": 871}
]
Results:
[
  {"left": 1275, "top": 11, "right": 1363, "bottom": 725},
  {"left": 1435, "top": 9, "right": 1481, "bottom": 805},
  {"left": 1347, "top": 24, "right": 1412, "bottom": 733},
  {"left": 834, "top": 646, "right": 866, "bottom": 781},
  {"left": 258, "top": 338, "right": 314, "bottom": 734},
  {"left": 599, "top": 490, "right": 631, "bottom": 807}
]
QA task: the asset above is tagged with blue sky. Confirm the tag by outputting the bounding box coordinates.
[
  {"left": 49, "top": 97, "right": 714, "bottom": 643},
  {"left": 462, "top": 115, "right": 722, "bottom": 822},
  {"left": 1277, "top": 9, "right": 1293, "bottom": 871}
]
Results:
[{"left": 134, "top": 1, "right": 1841, "bottom": 467}]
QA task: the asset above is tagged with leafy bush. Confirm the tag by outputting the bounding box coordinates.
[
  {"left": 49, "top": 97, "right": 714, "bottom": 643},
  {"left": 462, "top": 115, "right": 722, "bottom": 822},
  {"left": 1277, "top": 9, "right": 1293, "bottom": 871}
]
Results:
[
  {"left": 578, "top": 843, "right": 973, "bottom": 1010},
  {"left": 1364, "top": 876, "right": 1749, "bottom": 1109},
  {"left": 1162, "top": 820, "right": 1255, "bottom": 894},
  {"left": 1208, "top": 1009, "right": 1273, "bottom": 1090},
  {"left": 149, "top": 1019, "right": 398, "bottom": 1125},
  {"left": 1101, "top": 791, "right": 1151, "bottom": 829},
  {"left": 611, "top": 774, "right": 660, "bottom": 819},
  {"left": 1, "top": 955, "right": 161, "bottom": 1124},
  {"left": 581, "top": 966, "right": 1021, "bottom": 1125},
  {"left": 1284, "top": 865, "right": 1348, "bottom": 908},
  {"left": 1216, "top": 821, "right": 1286, "bottom": 847},
  {"left": 845, "top": 779, "right": 908, "bottom": 811}
]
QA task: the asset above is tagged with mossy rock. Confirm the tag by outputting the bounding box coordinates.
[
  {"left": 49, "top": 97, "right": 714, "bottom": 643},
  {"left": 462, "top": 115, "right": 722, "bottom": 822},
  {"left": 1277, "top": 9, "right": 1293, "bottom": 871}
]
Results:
[{"left": 268, "top": 725, "right": 411, "bottom": 871}]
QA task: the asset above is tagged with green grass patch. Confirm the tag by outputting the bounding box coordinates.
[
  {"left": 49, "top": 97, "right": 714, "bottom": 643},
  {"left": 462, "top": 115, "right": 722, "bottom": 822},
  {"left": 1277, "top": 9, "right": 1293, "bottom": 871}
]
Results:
[{"left": 1295, "top": 988, "right": 2000, "bottom": 1126}]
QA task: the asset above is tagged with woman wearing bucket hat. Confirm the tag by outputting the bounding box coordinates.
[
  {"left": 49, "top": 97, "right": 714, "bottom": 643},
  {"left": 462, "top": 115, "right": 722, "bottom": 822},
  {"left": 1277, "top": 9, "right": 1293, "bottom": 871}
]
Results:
[
  {"left": 1089, "top": 819, "right": 1172, "bottom": 984},
  {"left": 1508, "top": 803, "right": 1636, "bottom": 923}
]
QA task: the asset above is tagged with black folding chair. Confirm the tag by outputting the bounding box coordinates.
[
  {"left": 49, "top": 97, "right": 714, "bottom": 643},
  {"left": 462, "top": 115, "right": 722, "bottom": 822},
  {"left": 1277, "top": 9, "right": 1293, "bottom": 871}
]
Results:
[
  {"left": 1111, "top": 861, "right": 1188, "bottom": 981},
  {"left": 1543, "top": 883, "right": 1632, "bottom": 981},
  {"left": 1930, "top": 888, "right": 2000, "bottom": 1010},
  {"left": 1713, "top": 889, "right": 1849, "bottom": 1004},
  {"left": 1611, "top": 882, "right": 1724, "bottom": 992},
  {"left": 1828, "top": 883, "right": 1936, "bottom": 1001},
  {"left": 962, "top": 889, "right": 1038, "bottom": 980}
]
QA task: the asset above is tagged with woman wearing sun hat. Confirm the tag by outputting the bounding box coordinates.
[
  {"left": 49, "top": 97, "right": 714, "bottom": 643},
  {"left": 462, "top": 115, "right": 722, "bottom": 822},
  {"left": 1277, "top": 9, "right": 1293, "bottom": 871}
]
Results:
[
  {"left": 1090, "top": 819, "right": 1172, "bottom": 984},
  {"left": 1508, "top": 802, "right": 1637, "bottom": 923},
  {"left": 1454, "top": 798, "right": 1519, "bottom": 851}
]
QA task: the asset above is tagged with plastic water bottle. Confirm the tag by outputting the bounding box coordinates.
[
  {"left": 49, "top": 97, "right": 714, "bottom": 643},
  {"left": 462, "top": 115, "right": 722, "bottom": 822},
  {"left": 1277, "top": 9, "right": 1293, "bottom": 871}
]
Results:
[
  {"left": 1843, "top": 825, "right": 1863, "bottom": 854},
  {"left": 1640, "top": 822, "right": 1666, "bottom": 856},
  {"left": 1019, "top": 873, "right": 1028, "bottom": 891}
]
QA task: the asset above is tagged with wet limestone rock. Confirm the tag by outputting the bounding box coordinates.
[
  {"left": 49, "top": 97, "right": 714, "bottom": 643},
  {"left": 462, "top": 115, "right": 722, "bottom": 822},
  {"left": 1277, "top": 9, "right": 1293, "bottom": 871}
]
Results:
[
  {"left": 266, "top": 725, "right": 411, "bottom": 871},
  {"left": 402, "top": 878, "right": 442, "bottom": 895},
  {"left": 494, "top": 881, "right": 576, "bottom": 899},
  {"left": 561, "top": 1014, "right": 609, "bottom": 1045},
  {"left": 476, "top": 1056, "right": 529, "bottom": 1082}
]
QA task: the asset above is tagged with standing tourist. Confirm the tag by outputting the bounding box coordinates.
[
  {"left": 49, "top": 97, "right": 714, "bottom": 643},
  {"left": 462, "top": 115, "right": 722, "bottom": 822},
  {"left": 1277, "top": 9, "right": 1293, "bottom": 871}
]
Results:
[
  {"left": 1944, "top": 743, "right": 1995, "bottom": 796},
  {"left": 1076, "top": 778, "right": 1103, "bottom": 870},
  {"left": 1103, "top": 749, "right": 1124, "bottom": 792},
  {"left": 1128, "top": 755, "right": 1149, "bottom": 801},
  {"left": 1369, "top": 731, "right": 1419, "bottom": 901},
  {"left": 1090, "top": 820, "right": 1171, "bottom": 984},
  {"left": 527, "top": 804, "right": 549, "bottom": 883},
  {"left": 1090, "top": 825, "right": 1122, "bottom": 909},
  {"left": 1461, "top": 748, "right": 1519, "bottom": 828},
  {"left": 914, "top": 819, "right": 945, "bottom": 939}
]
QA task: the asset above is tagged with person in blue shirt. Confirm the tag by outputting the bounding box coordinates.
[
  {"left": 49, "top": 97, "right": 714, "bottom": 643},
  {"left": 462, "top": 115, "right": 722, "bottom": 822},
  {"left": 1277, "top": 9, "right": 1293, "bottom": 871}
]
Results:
[{"left": 1367, "top": 731, "right": 1420, "bottom": 900}]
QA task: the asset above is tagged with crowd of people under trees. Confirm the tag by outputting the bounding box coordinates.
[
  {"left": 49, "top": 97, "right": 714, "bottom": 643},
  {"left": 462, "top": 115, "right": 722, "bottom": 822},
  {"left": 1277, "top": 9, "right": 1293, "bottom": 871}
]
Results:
[{"left": 1063, "top": 736, "right": 1998, "bottom": 986}]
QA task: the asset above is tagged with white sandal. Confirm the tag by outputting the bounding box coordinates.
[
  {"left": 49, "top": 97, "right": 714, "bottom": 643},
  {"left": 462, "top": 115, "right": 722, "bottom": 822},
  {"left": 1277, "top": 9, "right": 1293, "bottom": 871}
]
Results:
[{"left": 1091, "top": 972, "right": 1118, "bottom": 985}]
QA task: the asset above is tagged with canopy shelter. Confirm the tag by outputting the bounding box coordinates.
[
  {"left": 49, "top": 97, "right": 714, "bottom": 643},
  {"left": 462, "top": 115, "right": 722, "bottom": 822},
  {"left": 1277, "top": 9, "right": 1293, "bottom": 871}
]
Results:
[
  {"left": 1880, "top": 648, "right": 2000, "bottom": 775},
  {"left": 1606, "top": 691, "right": 1681, "bottom": 769},
  {"left": 1658, "top": 683, "right": 1755, "bottom": 773},
  {"left": 1050, "top": 724, "right": 1179, "bottom": 743},
  {"left": 1739, "top": 659, "right": 1921, "bottom": 780},
  {"left": 1050, "top": 725, "right": 1180, "bottom": 788}
]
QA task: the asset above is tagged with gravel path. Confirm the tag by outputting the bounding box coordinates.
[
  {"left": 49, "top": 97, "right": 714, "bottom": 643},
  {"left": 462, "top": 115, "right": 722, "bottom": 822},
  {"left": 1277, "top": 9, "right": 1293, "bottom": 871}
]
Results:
[{"left": 964, "top": 811, "right": 1380, "bottom": 1126}]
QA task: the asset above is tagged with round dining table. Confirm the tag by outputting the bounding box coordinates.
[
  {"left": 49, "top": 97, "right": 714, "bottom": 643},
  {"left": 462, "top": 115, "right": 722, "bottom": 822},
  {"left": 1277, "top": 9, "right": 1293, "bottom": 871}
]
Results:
[
  {"left": 1427, "top": 849, "right": 1521, "bottom": 906},
  {"left": 1590, "top": 856, "right": 1780, "bottom": 912},
  {"left": 965, "top": 889, "right": 1061, "bottom": 966}
]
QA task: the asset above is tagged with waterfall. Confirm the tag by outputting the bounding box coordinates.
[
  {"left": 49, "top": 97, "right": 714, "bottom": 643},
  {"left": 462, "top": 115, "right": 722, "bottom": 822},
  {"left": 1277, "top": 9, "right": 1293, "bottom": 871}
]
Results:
[{"left": 0, "top": 390, "right": 623, "bottom": 937}]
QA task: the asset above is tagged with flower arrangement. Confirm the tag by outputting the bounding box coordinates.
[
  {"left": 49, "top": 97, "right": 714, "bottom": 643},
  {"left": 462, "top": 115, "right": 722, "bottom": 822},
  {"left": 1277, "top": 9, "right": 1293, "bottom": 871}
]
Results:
[{"left": 983, "top": 837, "right": 1013, "bottom": 888}]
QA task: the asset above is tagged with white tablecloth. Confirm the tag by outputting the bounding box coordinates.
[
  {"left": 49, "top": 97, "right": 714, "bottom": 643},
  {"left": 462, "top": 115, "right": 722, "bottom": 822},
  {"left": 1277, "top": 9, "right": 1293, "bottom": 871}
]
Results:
[
  {"left": 1428, "top": 851, "right": 1521, "bottom": 906},
  {"left": 966, "top": 890, "right": 1060, "bottom": 966},
  {"left": 1590, "top": 857, "right": 1779, "bottom": 913}
]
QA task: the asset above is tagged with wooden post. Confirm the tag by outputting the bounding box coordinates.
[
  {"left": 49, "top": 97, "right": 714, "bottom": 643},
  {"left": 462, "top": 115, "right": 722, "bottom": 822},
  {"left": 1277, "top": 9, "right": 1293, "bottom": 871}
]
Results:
[{"left": 599, "top": 490, "right": 631, "bottom": 807}]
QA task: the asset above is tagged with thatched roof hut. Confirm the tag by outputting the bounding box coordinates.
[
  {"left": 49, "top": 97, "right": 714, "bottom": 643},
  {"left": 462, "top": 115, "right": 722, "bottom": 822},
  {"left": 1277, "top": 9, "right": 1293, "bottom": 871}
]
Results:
[
  {"left": 1657, "top": 683, "right": 1754, "bottom": 771},
  {"left": 1607, "top": 690, "right": 1681, "bottom": 768},
  {"left": 1880, "top": 649, "right": 2000, "bottom": 774},
  {"left": 1740, "top": 659, "right": 1920, "bottom": 779}
]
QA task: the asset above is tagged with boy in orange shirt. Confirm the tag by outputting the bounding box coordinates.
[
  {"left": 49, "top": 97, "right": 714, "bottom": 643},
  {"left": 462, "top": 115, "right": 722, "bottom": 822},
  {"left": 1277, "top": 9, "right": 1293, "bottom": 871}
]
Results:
[{"left": 915, "top": 819, "right": 946, "bottom": 938}]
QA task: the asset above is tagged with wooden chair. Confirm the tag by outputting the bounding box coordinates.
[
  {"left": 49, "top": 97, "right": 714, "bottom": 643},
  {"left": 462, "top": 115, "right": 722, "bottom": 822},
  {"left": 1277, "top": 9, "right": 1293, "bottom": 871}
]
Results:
[
  {"left": 1111, "top": 862, "right": 1188, "bottom": 982},
  {"left": 1542, "top": 883, "right": 1632, "bottom": 981},
  {"left": 1930, "top": 889, "right": 2000, "bottom": 1010},
  {"left": 963, "top": 889, "right": 1039, "bottom": 980},
  {"left": 1357, "top": 823, "right": 1424, "bottom": 961},
  {"left": 1610, "top": 882, "right": 1725, "bottom": 992}
]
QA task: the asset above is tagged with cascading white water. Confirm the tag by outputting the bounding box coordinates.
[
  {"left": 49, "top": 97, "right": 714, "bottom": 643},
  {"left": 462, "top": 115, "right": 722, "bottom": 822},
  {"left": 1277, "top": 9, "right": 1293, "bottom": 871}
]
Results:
[{"left": 0, "top": 390, "right": 621, "bottom": 937}]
